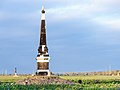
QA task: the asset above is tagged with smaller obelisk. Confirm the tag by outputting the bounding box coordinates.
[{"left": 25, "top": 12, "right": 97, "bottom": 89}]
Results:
[{"left": 14, "top": 67, "right": 18, "bottom": 77}]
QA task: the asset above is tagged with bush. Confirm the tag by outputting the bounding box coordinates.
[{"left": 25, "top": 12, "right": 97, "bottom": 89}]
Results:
[{"left": 78, "top": 80, "right": 82, "bottom": 84}]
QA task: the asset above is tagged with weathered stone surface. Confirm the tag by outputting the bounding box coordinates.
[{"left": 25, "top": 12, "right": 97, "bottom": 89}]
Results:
[{"left": 16, "top": 76, "right": 75, "bottom": 85}]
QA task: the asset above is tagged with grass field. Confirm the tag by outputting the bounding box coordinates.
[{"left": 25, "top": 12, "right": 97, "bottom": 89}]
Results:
[
  {"left": 0, "top": 75, "right": 120, "bottom": 89},
  {"left": 1, "top": 75, "right": 120, "bottom": 82},
  {"left": 60, "top": 75, "right": 120, "bottom": 80},
  {"left": 0, "top": 75, "right": 29, "bottom": 82}
]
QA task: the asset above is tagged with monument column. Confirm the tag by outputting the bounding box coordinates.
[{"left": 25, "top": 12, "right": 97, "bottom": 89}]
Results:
[{"left": 36, "top": 6, "right": 50, "bottom": 76}]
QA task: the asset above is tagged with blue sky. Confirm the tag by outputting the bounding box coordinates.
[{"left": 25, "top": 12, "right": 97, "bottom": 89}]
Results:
[{"left": 0, "top": 0, "right": 120, "bottom": 74}]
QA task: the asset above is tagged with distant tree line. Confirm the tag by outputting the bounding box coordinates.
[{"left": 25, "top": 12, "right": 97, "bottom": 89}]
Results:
[{"left": 53, "top": 70, "right": 120, "bottom": 76}]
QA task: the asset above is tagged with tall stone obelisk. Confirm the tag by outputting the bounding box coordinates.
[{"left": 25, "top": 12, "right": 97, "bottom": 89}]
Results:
[{"left": 36, "top": 5, "right": 50, "bottom": 76}]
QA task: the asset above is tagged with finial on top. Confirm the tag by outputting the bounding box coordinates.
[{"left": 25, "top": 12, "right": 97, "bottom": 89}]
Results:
[
  {"left": 41, "top": 0, "right": 45, "bottom": 20},
  {"left": 41, "top": 7, "right": 45, "bottom": 13},
  {"left": 42, "top": 6, "right": 44, "bottom": 10},
  {"left": 41, "top": 0, "right": 45, "bottom": 13}
]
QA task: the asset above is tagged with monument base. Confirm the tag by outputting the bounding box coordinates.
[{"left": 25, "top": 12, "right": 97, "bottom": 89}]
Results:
[
  {"left": 16, "top": 76, "right": 75, "bottom": 85},
  {"left": 36, "top": 70, "right": 51, "bottom": 76},
  {"left": 13, "top": 73, "right": 18, "bottom": 77}
]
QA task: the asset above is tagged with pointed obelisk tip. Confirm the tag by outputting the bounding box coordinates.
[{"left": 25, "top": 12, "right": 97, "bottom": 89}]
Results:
[
  {"left": 42, "top": 6, "right": 44, "bottom": 10},
  {"left": 41, "top": 6, "right": 45, "bottom": 13}
]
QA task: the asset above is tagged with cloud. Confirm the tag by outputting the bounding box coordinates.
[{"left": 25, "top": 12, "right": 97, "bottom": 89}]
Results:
[
  {"left": 0, "top": 0, "right": 120, "bottom": 32},
  {"left": 92, "top": 0, "right": 120, "bottom": 6},
  {"left": 4, "top": 0, "right": 36, "bottom": 3},
  {"left": 0, "top": 27, "right": 34, "bottom": 39},
  {"left": 7, "top": 0, "right": 84, "bottom": 5},
  {"left": 46, "top": 0, "right": 120, "bottom": 21},
  {"left": 46, "top": 4, "right": 97, "bottom": 22},
  {"left": 1, "top": 0, "right": 119, "bottom": 22},
  {"left": 0, "top": 10, "right": 39, "bottom": 25},
  {"left": 92, "top": 16, "right": 120, "bottom": 30}
]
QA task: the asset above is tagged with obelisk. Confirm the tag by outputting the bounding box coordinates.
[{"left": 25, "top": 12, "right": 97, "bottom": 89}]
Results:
[{"left": 36, "top": 5, "right": 50, "bottom": 76}]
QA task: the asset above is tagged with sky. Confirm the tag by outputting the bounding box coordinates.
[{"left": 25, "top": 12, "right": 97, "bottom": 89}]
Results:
[{"left": 0, "top": 0, "right": 120, "bottom": 74}]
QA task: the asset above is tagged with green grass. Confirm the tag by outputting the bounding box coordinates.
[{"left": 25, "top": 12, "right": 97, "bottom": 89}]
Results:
[
  {"left": 0, "top": 76, "right": 29, "bottom": 82},
  {"left": 60, "top": 75, "right": 120, "bottom": 80},
  {"left": 60, "top": 76, "right": 120, "bottom": 84},
  {"left": 0, "top": 75, "right": 120, "bottom": 89},
  {"left": 0, "top": 75, "right": 120, "bottom": 82},
  {"left": 0, "top": 83, "right": 120, "bottom": 90}
]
